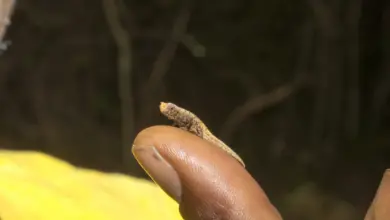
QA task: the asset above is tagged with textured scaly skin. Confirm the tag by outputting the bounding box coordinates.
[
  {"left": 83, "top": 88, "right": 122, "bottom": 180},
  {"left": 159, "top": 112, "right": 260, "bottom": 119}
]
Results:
[{"left": 159, "top": 102, "right": 245, "bottom": 167}]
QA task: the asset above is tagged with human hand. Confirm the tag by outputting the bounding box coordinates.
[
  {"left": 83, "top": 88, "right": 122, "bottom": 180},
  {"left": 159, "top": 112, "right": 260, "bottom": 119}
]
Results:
[
  {"left": 132, "top": 125, "right": 282, "bottom": 220},
  {"left": 364, "top": 169, "right": 390, "bottom": 220},
  {"left": 132, "top": 125, "right": 390, "bottom": 220}
]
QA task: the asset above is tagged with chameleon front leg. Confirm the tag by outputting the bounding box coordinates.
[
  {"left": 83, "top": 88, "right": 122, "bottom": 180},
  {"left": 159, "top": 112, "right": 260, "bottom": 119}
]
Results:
[{"left": 188, "top": 123, "right": 204, "bottom": 139}]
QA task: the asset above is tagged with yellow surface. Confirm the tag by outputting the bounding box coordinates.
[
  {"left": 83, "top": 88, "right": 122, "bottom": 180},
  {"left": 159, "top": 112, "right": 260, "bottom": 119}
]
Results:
[{"left": 0, "top": 150, "right": 182, "bottom": 220}]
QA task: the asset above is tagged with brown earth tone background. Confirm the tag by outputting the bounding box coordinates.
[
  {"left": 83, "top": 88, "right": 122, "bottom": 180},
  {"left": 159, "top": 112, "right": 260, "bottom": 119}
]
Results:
[{"left": 0, "top": 0, "right": 389, "bottom": 219}]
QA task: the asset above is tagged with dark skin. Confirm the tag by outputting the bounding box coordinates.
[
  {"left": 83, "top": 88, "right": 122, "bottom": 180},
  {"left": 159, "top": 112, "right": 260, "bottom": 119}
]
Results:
[{"left": 132, "top": 126, "right": 390, "bottom": 220}]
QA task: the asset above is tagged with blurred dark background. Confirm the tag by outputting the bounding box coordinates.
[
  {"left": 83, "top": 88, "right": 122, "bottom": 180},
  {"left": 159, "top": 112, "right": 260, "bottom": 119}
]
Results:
[{"left": 0, "top": 0, "right": 389, "bottom": 219}]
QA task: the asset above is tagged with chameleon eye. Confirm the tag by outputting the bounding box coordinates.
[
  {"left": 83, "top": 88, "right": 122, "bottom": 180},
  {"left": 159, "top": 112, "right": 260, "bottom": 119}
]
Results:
[{"left": 166, "top": 103, "right": 176, "bottom": 111}]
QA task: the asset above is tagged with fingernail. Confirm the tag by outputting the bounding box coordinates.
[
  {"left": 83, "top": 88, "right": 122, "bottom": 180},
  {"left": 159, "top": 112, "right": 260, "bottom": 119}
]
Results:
[{"left": 132, "top": 144, "right": 182, "bottom": 202}]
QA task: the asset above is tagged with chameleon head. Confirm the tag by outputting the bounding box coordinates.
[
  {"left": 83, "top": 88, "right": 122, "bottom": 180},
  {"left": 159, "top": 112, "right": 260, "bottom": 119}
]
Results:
[{"left": 159, "top": 102, "right": 178, "bottom": 120}]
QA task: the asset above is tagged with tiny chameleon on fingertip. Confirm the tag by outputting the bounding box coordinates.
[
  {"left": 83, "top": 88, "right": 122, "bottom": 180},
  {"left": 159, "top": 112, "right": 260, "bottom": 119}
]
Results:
[{"left": 159, "top": 102, "right": 245, "bottom": 167}]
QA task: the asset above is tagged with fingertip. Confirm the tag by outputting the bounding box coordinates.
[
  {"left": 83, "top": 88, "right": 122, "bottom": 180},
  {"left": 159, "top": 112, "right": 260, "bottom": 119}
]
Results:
[
  {"left": 132, "top": 128, "right": 183, "bottom": 202},
  {"left": 132, "top": 125, "right": 282, "bottom": 219}
]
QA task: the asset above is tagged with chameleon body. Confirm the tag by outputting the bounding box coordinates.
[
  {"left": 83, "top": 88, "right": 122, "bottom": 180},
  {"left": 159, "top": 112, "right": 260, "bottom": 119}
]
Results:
[{"left": 159, "top": 102, "right": 245, "bottom": 167}]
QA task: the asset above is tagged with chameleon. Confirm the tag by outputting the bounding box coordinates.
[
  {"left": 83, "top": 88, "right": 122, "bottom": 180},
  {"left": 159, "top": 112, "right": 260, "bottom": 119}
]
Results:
[{"left": 159, "top": 102, "right": 245, "bottom": 167}]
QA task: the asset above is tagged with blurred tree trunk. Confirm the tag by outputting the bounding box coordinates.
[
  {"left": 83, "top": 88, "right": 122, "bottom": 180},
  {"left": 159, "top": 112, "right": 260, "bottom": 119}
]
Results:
[
  {"left": 344, "top": 0, "right": 362, "bottom": 140},
  {"left": 308, "top": 0, "right": 362, "bottom": 148},
  {"left": 367, "top": 0, "right": 390, "bottom": 134},
  {"left": 309, "top": 0, "right": 343, "bottom": 148}
]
